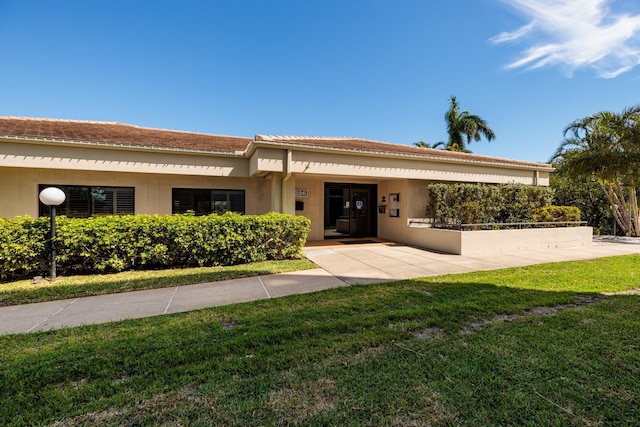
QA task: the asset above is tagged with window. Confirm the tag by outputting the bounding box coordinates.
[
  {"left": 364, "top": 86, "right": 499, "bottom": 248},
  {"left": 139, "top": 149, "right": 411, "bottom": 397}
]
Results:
[
  {"left": 38, "top": 185, "right": 135, "bottom": 217},
  {"left": 172, "top": 188, "right": 245, "bottom": 215}
]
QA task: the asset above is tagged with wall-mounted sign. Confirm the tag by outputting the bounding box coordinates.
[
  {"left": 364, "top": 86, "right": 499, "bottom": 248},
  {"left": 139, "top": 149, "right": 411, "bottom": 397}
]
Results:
[
  {"left": 389, "top": 193, "right": 400, "bottom": 217},
  {"left": 295, "top": 188, "right": 309, "bottom": 198}
]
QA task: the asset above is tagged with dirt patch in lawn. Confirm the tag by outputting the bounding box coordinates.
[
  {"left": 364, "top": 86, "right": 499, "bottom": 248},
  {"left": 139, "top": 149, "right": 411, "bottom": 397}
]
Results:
[
  {"left": 461, "top": 294, "right": 607, "bottom": 334},
  {"left": 413, "top": 294, "right": 609, "bottom": 340},
  {"left": 267, "top": 377, "right": 337, "bottom": 424}
]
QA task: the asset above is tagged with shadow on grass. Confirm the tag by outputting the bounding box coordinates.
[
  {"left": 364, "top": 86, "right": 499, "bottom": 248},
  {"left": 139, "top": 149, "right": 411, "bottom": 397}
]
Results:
[{"left": 1, "top": 278, "right": 638, "bottom": 425}]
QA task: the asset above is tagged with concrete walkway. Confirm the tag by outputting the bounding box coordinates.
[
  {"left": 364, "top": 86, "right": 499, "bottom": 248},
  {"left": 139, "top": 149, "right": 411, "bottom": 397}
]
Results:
[
  {"left": 1, "top": 237, "right": 639, "bottom": 335},
  {"left": 304, "top": 237, "right": 640, "bottom": 285}
]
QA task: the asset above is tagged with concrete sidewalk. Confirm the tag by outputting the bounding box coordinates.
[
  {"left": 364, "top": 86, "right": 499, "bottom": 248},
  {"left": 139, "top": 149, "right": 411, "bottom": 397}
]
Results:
[
  {"left": 1, "top": 237, "right": 639, "bottom": 335},
  {"left": 304, "top": 236, "right": 640, "bottom": 285},
  {"left": 0, "top": 269, "right": 346, "bottom": 335}
]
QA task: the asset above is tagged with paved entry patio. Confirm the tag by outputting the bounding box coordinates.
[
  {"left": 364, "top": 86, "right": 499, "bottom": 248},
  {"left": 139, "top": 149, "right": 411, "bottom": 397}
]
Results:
[{"left": 303, "top": 237, "right": 640, "bottom": 285}]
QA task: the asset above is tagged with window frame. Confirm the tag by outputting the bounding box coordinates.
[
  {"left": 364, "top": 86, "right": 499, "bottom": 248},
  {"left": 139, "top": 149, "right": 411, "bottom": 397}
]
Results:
[
  {"left": 38, "top": 185, "right": 135, "bottom": 217},
  {"left": 172, "top": 188, "right": 246, "bottom": 215}
]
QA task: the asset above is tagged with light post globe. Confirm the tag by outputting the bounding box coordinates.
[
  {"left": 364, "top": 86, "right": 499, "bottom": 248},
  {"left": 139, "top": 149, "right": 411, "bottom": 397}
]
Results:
[
  {"left": 39, "top": 187, "right": 66, "bottom": 282},
  {"left": 39, "top": 187, "right": 66, "bottom": 206}
]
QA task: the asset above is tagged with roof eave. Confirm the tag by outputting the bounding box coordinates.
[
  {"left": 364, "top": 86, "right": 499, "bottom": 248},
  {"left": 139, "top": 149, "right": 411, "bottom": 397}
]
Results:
[
  {"left": 0, "top": 135, "right": 246, "bottom": 157},
  {"left": 248, "top": 139, "right": 554, "bottom": 172}
]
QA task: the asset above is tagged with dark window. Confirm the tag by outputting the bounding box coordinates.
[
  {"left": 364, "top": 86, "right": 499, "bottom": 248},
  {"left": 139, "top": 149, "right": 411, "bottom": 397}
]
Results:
[
  {"left": 172, "top": 188, "right": 245, "bottom": 215},
  {"left": 38, "top": 185, "right": 135, "bottom": 217}
]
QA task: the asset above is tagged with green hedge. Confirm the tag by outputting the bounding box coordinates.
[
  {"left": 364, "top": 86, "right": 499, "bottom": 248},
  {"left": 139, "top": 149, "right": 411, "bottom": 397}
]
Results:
[
  {"left": 0, "top": 212, "right": 310, "bottom": 282},
  {"left": 532, "top": 206, "right": 581, "bottom": 223},
  {"left": 426, "top": 183, "right": 555, "bottom": 224},
  {"left": 0, "top": 216, "right": 50, "bottom": 281}
]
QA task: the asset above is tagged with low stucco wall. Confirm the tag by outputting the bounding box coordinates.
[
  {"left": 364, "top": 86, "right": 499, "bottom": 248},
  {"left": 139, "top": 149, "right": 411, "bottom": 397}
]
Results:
[{"left": 404, "top": 222, "right": 593, "bottom": 255}]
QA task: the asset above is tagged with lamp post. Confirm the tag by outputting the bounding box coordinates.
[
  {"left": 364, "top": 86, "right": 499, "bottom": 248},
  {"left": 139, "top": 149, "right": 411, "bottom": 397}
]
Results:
[{"left": 39, "top": 187, "right": 66, "bottom": 282}]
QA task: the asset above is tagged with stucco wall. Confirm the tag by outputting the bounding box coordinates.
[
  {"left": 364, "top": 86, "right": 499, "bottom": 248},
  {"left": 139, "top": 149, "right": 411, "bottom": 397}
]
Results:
[
  {"left": 0, "top": 167, "right": 271, "bottom": 218},
  {"left": 0, "top": 141, "right": 248, "bottom": 177},
  {"left": 402, "top": 226, "right": 463, "bottom": 254},
  {"left": 403, "top": 224, "right": 593, "bottom": 255},
  {"left": 377, "top": 180, "right": 407, "bottom": 242},
  {"left": 459, "top": 227, "right": 593, "bottom": 255},
  {"left": 293, "top": 175, "right": 325, "bottom": 241},
  {"left": 290, "top": 150, "right": 548, "bottom": 185},
  {"left": 250, "top": 148, "right": 285, "bottom": 176},
  {"left": 378, "top": 180, "right": 431, "bottom": 243}
]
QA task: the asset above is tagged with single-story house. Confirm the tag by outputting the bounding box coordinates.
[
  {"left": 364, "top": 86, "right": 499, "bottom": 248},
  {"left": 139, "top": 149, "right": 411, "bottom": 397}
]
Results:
[{"left": 0, "top": 116, "right": 555, "bottom": 245}]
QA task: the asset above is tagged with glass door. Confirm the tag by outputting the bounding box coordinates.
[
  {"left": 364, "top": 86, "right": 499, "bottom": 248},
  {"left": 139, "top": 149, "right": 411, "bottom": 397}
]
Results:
[
  {"left": 324, "top": 183, "right": 377, "bottom": 238},
  {"left": 350, "top": 188, "right": 370, "bottom": 237},
  {"left": 324, "top": 184, "right": 350, "bottom": 238}
]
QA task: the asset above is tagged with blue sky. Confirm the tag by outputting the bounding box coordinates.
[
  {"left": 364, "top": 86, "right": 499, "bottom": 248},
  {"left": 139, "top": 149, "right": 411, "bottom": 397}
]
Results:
[{"left": 1, "top": 0, "right": 640, "bottom": 163}]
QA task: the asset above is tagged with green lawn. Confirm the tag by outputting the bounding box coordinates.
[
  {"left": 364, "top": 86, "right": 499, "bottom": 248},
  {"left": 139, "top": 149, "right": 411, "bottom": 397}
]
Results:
[{"left": 1, "top": 255, "right": 639, "bottom": 426}]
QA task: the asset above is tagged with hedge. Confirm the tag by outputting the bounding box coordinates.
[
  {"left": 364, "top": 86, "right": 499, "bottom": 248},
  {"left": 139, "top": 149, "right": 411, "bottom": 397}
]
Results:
[
  {"left": 532, "top": 206, "right": 581, "bottom": 223},
  {"left": 426, "top": 183, "right": 555, "bottom": 224},
  {"left": 0, "top": 212, "right": 310, "bottom": 282}
]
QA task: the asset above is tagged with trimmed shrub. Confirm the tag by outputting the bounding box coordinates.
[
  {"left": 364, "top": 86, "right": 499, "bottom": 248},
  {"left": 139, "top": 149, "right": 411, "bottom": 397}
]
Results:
[
  {"left": 532, "top": 206, "right": 581, "bottom": 223},
  {"left": 459, "top": 201, "right": 484, "bottom": 224},
  {"left": 426, "top": 183, "right": 554, "bottom": 225},
  {"left": 0, "top": 216, "right": 49, "bottom": 280},
  {"left": 0, "top": 212, "right": 310, "bottom": 282}
]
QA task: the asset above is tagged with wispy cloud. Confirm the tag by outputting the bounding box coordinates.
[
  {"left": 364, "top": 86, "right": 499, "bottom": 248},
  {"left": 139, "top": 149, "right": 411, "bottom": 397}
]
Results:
[{"left": 491, "top": 0, "right": 640, "bottom": 78}]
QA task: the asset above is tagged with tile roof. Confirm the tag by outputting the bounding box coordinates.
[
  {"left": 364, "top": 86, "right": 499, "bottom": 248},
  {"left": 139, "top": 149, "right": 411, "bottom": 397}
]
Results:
[
  {"left": 254, "top": 135, "right": 552, "bottom": 169},
  {"left": 0, "top": 117, "right": 251, "bottom": 154},
  {"left": 0, "top": 116, "right": 552, "bottom": 169}
]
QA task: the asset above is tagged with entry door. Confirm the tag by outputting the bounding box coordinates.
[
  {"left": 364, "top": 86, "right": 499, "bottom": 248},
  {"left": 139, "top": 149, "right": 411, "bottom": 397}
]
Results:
[
  {"left": 350, "top": 188, "right": 370, "bottom": 237},
  {"left": 324, "top": 183, "right": 377, "bottom": 238}
]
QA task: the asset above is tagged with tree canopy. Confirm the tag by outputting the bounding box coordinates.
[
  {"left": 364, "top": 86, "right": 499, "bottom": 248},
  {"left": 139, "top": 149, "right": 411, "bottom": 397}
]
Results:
[
  {"left": 552, "top": 105, "right": 640, "bottom": 236},
  {"left": 444, "top": 96, "right": 495, "bottom": 152},
  {"left": 414, "top": 96, "right": 496, "bottom": 152},
  {"left": 412, "top": 141, "right": 444, "bottom": 149}
]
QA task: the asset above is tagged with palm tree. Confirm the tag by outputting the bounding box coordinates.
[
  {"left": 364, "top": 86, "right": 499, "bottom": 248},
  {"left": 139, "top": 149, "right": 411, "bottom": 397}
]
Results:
[
  {"left": 552, "top": 105, "right": 640, "bottom": 236},
  {"left": 413, "top": 141, "right": 445, "bottom": 149},
  {"left": 444, "top": 96, "right": 496, "bottom": 152}
]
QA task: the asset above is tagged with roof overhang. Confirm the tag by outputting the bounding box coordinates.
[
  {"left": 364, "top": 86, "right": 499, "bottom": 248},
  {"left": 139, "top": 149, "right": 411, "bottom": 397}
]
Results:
[
  {"left": 245, "top": 139, "right": 554, "bottom": 172},
  {"left": 0, "top": 135, "right": 246, "bottom": 157}
]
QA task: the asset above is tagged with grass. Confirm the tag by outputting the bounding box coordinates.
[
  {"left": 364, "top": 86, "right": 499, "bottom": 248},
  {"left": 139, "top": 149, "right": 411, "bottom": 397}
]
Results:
[
  {"left": 1, "top": 254, "right": 639, "bottom": 426},
  {"left": 0, "top": 259, "right": 315, "bottom": 306}
]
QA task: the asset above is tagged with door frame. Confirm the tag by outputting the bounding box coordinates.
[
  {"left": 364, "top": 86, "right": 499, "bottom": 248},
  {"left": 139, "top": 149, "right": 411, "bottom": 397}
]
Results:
[{"left": 323, "top": 183, "right": 377, "bottom": 238}]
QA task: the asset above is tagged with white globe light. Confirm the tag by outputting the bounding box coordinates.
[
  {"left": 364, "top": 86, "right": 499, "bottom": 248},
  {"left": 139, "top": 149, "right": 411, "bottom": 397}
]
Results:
[{"left": 39, "top": 187, "right": 67, "bottom": 206}]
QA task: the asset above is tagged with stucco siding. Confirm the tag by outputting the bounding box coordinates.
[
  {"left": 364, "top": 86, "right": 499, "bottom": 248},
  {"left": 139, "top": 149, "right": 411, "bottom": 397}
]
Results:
[
  {"left": 294, "top": 175, "right": 325, "bottom": 241},
  {"left": 0, "top": 141, "right": 248, "bottom": 177},
  {"left": 0, "top": 167, "right": 271, "bottom": 218},
  {"left": 249, "top": 147, "right": 286, "bottom": 176},
  {"left": 291, "top": 150, "right": 547, "bottom": 185},
  {"left": 403, "top": 225, "right": 593, "bottom": 255}
]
